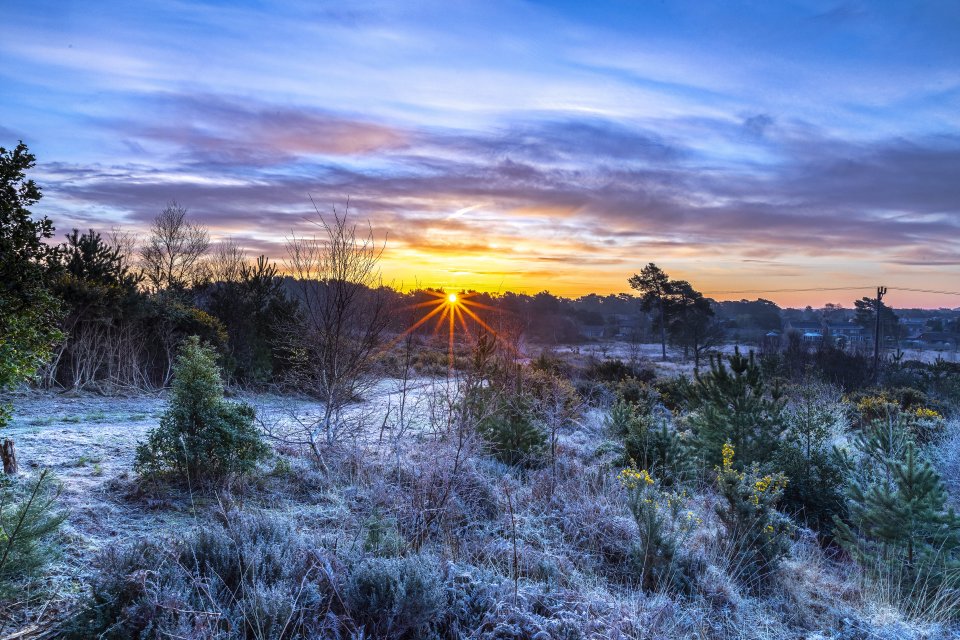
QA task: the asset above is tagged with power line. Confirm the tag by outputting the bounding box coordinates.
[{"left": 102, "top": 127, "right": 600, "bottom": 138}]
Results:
[
  {"left": 700, "top": 285, "right": 960, "bottom": 297},
  {"left": 701, "top": 286, "right": 874, "bottom": 295},
  {"left": 888, "top": 287, "right": 960, "bottom": 297}
]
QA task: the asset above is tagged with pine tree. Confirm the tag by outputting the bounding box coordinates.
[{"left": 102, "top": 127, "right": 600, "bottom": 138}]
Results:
[
  {"left": 135, "top": 336, "right": 269, "bottom": 482},
  {"left": 836, "top": 417, "right": 960, "bottom": 609},
  {"left": 622, "top": 416, "right": 694, "bottom": 487},
  {"left": 774, "top": 383, "right": 846, "bottom": 535},
  {"left": 688, "top": 348, "right": 786, "bottom": 469},
  {"left": 0, "top": 469, "right": 66, "bottom": 593},
  {"left": 628, "top": 263, "right": 671, "bottom": 361}
]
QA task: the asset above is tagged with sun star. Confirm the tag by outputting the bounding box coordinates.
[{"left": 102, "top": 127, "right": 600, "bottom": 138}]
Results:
[{"left": 392, "top": 289, "right": 500, "bottom": 371}]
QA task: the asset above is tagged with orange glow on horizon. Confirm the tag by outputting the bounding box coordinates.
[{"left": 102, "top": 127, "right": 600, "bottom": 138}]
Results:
[{"left": 391, "top": 289, "right": 502, "bottom": 371}]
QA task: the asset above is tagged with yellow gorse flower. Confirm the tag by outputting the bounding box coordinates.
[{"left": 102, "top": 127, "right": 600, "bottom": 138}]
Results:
[
  {"left": 914, "top": 407, "right": 942, "bottom": 420},
  {"left": 721, "top": 443, "right": 735, "bottom": 470},
  {"left": 751, "top": 474, "right": 786, "bottom": 505},
  {"left": 618, "top": 467, "right": 655, "bottom": 490}
]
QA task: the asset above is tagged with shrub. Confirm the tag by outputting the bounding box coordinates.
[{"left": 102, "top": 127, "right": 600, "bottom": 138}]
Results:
[
  {"left": 835, "top": 418, "right": 960, "bottom": 617},
  {"left": 714, "top": 444, "right": 793, "bottom": 593},
  {"left": 653, "top": 374, "right": 694, "bottom": 413},
  {"left": 364, "top": 507, "right": 404, "bottom": 556},
  {"left": 66, "top": 511, "right": 342, "bottom": 639},
  {"left": 813, "top": 345, "right": 872, "bottom": 392},
  {"left": 773, "top": 383, "right": 846, "bottom": 536},
  {"left": 688, "top": 348, "right": 787, "bottom": 469},
  {"left": 606, "top": 382, "right": 692, "bottom": 486},
  {"left": 344, "top": 555, "right": 445, "bottom": 639},
  {"left": 134, "top": 336, "right": 269, "bottom": 482},
  {"left": 606, "top": 394, "right": 639, "bottom": 437},
  {"left": 475, "top": 371, "right": 550, "bottom": 468},
  {"left": 530, "top": 349, "right": 571, "bottom": 378},
  {"left": 613, "top": 376, "right": 659, "bottom": 409},
  {"left": 584, "top": 358, "right": 654, "bottom": 385},
  {"left": 623, "top": 420, "right": 693, "bottom": 489},
  {"left": 911, "top": 406, "right": 947, "bottom": 445},
  {"left": 849, "top": 388, "right": 946, "bottom": 444},
  {"left": 0, "top": 469, "right": 65, "bottom": 593},
  {"left": 774, "top": 442, "right": 845, "bottom": 537},
  {"left": 618, "top": 465, "right": 699, "bottom": 592}
]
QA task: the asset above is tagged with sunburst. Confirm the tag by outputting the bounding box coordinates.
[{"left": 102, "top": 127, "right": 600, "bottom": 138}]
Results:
[{"left": 395, "top": 289, "right": 500, "bottom": 370}]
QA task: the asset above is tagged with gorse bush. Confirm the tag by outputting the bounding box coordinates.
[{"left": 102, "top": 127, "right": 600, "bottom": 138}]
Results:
[
  {"left": 653, "top": 374, "right": 694, "bottom": 413},
  {"left": 135, "top": 336, "right": 269, "bottom": 482},
  {"left": 0, "top": 469, "right": 65, "bottom": 594},
  {"left": 606, "top": 394, "right": 638, "bottom": 437},
  {"left": 621, "top": 414, "right": 693, "bottom": 488},
  {"left": 607, "top": 383, "right": 693, "bottom": 486},
  {"left": 715, "top": 444, "right": 793, "bottom": 593},
  {"left": 618, "top": 465, "right": 699, "bottom": 592}
]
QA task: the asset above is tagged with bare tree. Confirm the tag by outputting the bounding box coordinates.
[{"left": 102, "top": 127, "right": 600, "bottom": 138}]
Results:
[
  {"left": 284, "top": 203, "right": 391, "bottom": 457},
  {"left": 109, "top": 225, "right": 140, "bottom": 269},
  {"left": 209, "top": 238, "right": 247, "bottom": 284},
  {"left": 140, "top": 202, "right": 209, "bottom": 291}
]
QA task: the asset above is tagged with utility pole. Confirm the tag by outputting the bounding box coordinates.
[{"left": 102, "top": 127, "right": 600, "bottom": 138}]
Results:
[{"left": 873, "top": 286, "right": 887, "bottom": 375}]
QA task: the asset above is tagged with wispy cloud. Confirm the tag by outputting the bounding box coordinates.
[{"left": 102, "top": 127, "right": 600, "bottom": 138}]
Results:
[{"left": 2, "top": 0, "right": 958, "bottom": 303}]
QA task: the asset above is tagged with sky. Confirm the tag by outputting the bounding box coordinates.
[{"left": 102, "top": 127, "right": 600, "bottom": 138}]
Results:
[{"left": 2, "top": 0, "right": 959, "bottom": 308}]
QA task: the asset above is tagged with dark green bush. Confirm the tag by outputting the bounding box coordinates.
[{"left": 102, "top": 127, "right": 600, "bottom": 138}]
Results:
[
  {"left": 584, "top": 358, "right": 654, "bottom": 385},
  {"left": 606, "top": 380, "right": 693, "bottom": 486},
  {"left": 623, "top": 418, "right": 695, "bottom": 488},
  {"left": 774, "top": 383, "right": 846, "bottom": 536},
  {"left": 476, "top": 391, "right": 546, "bottom": 467},
  {"left": 835, "top": 418, "right": 960, "bottom": 617},
  {"left": 134, "top": 336, "right": 269, "bottom": 482},
  {"left": 653, "top": 375, "right": 694, "bottom": 413},
  {"left": 474, "top": 367, "right": 578, "bottom": 470},
  {"left": 688, "top": 349, "right": 786, "bottom": 469}
]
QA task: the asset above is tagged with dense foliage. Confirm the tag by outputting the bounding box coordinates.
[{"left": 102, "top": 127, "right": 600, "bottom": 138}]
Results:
[
  {"left": 688, "top": 348, "right": 786, "bottom": 469},
  {"left": 0, "top": 142, "right": 62, "bottom": 423},
  {"left": 134, "top": 336, "right": 269, "bottom": 481}
]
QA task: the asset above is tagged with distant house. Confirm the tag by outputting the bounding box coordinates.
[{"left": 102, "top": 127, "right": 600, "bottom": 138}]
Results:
[
  {"left": 826, "top": 323, "right": 866, "bottom": 343},
  {"left": 785, "top": 320, "right": 823, "bottom": 343},
  {"left": 580, "top": 324, "right": 604, "bottom": 339},
  {"left": 761, "top": 330, "right": 782, "bottom": 351},
  {"left": 900, "top": 318, "right": 927, "bottom": 339},
  {"left": 917, "top": 332, "right": 959, "bottom": 350},
  {"left": 610, "top": 313, "right": 639, "bottom": 339}
]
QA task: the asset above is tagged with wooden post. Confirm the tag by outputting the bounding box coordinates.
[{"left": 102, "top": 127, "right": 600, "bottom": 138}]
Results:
[{"left": 1, "top": 439, "right": 17, "bottom": 475}]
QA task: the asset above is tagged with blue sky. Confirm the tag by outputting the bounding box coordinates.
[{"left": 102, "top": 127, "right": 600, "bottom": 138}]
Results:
[{"left": 2, "top": 0, "right": 959, "bottom": 306}]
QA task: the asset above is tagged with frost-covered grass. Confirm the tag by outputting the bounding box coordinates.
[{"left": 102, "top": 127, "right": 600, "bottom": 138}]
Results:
[{"left": 1, "top": 376, "right": 956, "bottom": 639}]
